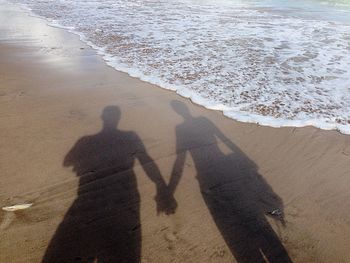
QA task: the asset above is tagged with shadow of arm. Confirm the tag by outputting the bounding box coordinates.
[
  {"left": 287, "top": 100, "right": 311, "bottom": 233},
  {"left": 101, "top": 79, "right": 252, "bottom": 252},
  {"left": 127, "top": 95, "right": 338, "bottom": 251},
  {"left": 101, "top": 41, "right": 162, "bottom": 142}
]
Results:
[
  {"left": 136, "top": 137, "right": 176, "bottom": 215},
  {"left": 212, "top": 122, "right": 244, "bottom": 155},
  {"left": 137, "top": 151, "right": 166, "bottom": 187},
  {"left": 63, "top": 139, "right": 82, "bottom": 167},
  {"left": 209, "top": 119, "right": 257, "bottom": 169},
  {"left": 167, "top": 129, "right": 187, "bottom": 214},
  {"left": 168, "top": 151, "right": 186, "bottom": 196}
]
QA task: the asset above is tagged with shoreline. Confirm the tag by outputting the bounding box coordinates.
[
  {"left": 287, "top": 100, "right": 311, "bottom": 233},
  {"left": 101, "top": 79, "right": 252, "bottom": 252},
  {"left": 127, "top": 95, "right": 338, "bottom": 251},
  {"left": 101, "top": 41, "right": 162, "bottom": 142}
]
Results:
[
  {"left": 12, "top": 0, "right": 350, "bottom": 135},
  {"left": 1, "top": 2, "right": 350, "bottom": 262}
]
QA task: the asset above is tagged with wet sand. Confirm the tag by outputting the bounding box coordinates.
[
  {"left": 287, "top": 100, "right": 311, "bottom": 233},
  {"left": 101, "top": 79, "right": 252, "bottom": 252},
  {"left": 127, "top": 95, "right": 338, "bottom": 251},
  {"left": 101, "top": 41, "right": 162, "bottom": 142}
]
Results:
[{"left": 1, "top": 2, "right": 350, "bottom": 263}]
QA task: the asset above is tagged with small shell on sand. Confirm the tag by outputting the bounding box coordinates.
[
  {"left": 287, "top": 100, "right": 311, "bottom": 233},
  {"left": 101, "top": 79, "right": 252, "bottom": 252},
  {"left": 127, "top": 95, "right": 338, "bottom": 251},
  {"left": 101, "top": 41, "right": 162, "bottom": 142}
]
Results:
[{"left": 2, "top": 203, "right": 33, "bottom": 212}]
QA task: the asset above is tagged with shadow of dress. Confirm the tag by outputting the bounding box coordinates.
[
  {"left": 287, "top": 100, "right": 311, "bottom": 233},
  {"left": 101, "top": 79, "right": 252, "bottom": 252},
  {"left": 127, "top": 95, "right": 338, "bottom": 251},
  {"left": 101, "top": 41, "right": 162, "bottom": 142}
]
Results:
[{"left": 170, "top": 114, "right": 292, "bottom": 263}]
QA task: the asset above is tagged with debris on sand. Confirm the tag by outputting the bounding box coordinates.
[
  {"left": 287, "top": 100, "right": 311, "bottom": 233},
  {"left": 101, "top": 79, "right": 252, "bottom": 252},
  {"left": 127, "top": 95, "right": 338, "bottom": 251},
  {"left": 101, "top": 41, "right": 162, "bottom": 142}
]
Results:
[{"left": 2, "top": 203, "right": 33, "bottom": 212}]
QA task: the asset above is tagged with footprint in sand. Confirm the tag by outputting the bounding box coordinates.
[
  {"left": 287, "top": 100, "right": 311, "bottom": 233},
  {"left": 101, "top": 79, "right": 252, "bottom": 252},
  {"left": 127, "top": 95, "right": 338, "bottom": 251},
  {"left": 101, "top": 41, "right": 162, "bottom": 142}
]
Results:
[
  {"left": 286, "top": 205, "right": 300, "bottom": 218},
  {"left": 164, "top": 231, "right": 178, "bottom": 243},
  {"left": 210, "top": 245, "right": 227, "bottom": 259}
]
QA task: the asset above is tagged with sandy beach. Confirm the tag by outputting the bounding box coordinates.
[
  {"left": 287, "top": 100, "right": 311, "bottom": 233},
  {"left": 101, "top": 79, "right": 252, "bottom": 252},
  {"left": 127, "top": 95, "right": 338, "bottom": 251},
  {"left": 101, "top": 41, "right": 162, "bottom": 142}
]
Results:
[{"left": 1, "top": 2, "right": 350, "bottom": 262}]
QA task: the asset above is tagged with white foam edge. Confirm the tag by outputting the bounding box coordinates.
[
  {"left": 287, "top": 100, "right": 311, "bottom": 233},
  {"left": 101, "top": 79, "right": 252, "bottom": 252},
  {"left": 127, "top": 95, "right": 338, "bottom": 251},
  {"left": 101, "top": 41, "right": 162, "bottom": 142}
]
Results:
[{"left": 10, "top": 0, "right": 350, "bottom": 135}]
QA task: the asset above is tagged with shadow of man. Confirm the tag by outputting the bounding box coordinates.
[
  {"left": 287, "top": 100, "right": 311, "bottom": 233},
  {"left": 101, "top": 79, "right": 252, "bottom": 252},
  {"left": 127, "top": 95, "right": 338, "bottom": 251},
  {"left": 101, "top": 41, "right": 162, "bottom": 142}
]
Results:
[
  {"left": 168, "top": 100, "right": 292, "bottom": 263},
  {"left": 42, "top": 106, "right": 172, "bottom": 263}
]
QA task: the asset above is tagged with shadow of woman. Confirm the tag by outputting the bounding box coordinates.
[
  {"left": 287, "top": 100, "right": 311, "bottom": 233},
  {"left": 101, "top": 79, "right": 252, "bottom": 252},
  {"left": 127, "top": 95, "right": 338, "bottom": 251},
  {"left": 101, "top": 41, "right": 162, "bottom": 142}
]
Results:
[
  {"left": 42, "top": 106, "right": 173, "bottom": 263},
  {"left": 168, "top": 101, "right": 292, "bottom": 263}
]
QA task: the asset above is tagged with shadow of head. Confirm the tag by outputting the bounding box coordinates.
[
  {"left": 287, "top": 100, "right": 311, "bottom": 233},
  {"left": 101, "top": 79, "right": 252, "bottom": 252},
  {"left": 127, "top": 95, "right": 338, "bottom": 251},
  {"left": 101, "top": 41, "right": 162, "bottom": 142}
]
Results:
[
  {"left": 101, "top": 105, "right": 121, "bottom": 128},
  {"left": 170, "top": 100, "right": 192, "bottom": 120}
]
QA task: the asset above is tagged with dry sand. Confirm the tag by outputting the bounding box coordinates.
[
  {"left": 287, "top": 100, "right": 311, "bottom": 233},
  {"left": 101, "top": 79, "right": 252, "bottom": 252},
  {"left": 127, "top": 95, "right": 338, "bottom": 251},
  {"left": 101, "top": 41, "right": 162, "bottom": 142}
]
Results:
[{"left": 1, "top": 3, "right": 350, "bottom": 263}]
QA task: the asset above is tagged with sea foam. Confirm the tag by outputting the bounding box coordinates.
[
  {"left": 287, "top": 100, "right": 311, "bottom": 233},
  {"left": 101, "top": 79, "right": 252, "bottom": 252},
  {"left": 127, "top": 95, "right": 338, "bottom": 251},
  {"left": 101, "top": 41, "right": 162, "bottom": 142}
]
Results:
[{"left": 9, "top": 0, "right": 350, "bottom": 134}]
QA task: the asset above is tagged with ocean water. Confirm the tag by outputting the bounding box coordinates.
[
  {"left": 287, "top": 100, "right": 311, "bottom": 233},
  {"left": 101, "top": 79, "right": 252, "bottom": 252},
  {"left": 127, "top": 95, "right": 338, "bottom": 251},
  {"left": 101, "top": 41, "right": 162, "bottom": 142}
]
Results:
[{"left": 8, "top": 0, "right": 350, "bottom": 133}]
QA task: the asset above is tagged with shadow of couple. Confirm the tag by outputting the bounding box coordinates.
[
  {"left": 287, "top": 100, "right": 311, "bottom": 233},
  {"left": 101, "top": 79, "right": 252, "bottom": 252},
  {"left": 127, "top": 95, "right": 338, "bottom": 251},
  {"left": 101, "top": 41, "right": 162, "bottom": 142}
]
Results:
[{"left": 42, "top": 101, "right": 292, "bottom": 263}]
